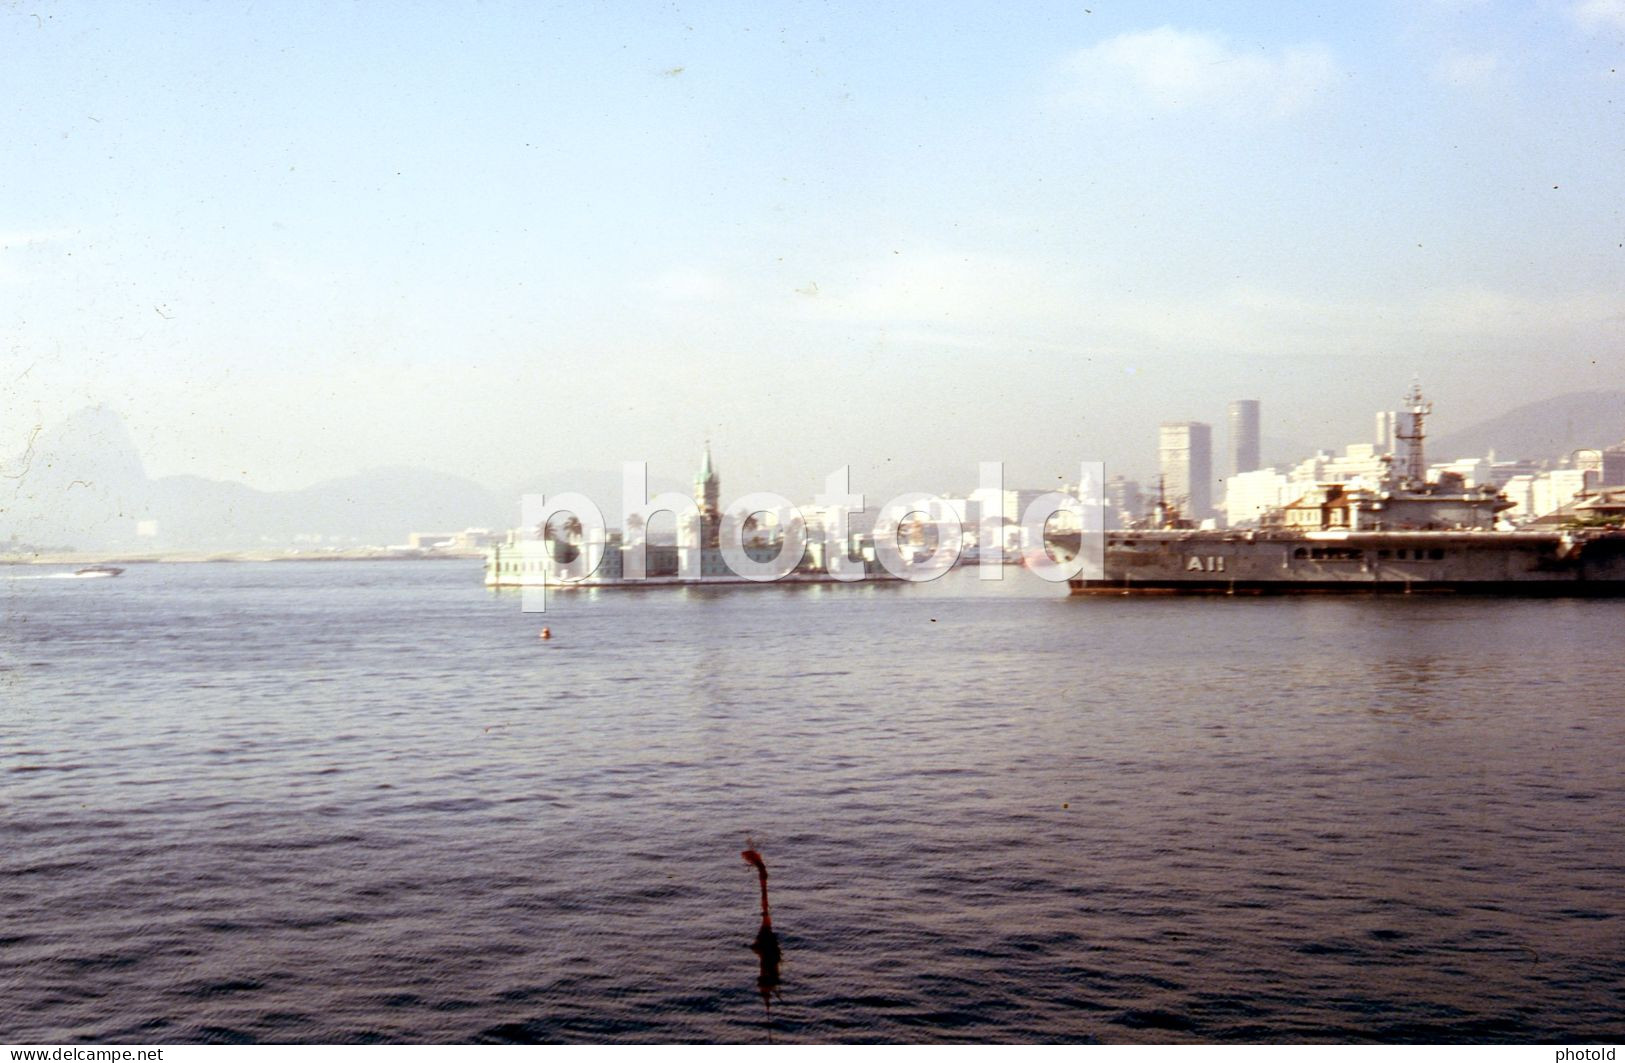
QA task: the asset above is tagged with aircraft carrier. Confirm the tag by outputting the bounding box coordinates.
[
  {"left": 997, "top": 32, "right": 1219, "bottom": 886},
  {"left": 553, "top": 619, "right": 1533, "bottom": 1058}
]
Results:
[{"left": 1070, "top": 388, "right": 1625, "bottom": 596}]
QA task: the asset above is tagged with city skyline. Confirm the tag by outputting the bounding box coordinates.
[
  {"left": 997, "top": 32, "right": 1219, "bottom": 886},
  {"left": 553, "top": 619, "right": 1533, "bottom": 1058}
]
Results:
[{"left": 3, "top": 2, "right": 1623, "bottom": 501}]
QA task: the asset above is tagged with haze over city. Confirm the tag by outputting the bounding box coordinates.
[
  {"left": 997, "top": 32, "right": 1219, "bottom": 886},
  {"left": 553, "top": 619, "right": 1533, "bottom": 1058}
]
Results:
[
  {"left": 3, "top": 1, "right": 1623, "bottom": 504},
  {"left": 11, "top": 5, "right": 1625, "bottom": 1049}
]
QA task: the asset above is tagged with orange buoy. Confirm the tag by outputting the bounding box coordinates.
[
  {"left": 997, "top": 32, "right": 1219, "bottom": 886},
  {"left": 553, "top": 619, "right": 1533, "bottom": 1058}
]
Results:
[{"left": 539, "top": 627, "right": 552, "bottom": 640}]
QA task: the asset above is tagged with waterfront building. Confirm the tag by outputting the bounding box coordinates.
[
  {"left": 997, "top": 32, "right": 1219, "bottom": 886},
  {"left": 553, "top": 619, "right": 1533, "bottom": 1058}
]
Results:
[
  {"left": 962, "top": 487, "right": 1055, "bottom": 549},
  {"left": 1501, "top": 468, "right": 1597, "bottom": 523},
  {"left": 1375, "top": 410, "right": 1398, "bottom": 453},
  {"left": 1159, "top": 421, "right": 1213, "bottom": 522},
  {"left": 408, "top": 528, "right": 502, "bottom": 551},
  {"left": 1228, "top": 400, "right": 1261, "bottom": 477},
  {"left": 1501, "top": 474, "right": 1538, "bottom": 521},
  {"left": 1568, "top": 485, "right": 1625, "bottom": 522},
  {"left": 1424, "top": 455, "right": 1538, "bottom": 491},
  {"left": 1533, "top": 468, "right": 1593, "bottom": 520},
  {"left": 1603, "top": 445, "right": 1625, "bottom": 486},
  {"left": 695, "top": 442, "right": 720, "bottom": 549},
  {"left": 1104, "top": 475, "right": 1142, "bottom": 530},
  {"left": 1290, "top": 443, "right": 1388, "bottom": 488},
  {"left": 1482, "top": 458, "right": 1541, "bottom": 488},
  {"left": 487, "top": 445, "right": 892, "bottom": 587},
  {"left": 1225, "top": 468, "right": 1292, "bottom": 528},
  {"left": 1427, "top": 457, "right": 1492, "bottom": 488}
]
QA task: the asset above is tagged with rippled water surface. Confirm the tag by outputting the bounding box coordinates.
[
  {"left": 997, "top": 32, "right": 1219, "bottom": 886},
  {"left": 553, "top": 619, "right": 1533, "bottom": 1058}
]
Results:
[{"left": 3, "top": 561, "right": 1623, "bottom": 1043}]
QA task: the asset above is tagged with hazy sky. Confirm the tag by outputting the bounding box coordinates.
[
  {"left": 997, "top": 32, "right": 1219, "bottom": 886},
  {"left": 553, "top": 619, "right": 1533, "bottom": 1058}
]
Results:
[{"left": 3, "top": 0, "right": 1623, "bottom": 499}]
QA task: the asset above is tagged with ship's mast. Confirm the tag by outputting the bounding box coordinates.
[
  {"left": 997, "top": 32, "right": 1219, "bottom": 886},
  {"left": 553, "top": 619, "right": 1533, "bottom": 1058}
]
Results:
[{"left": 1395, "top": 382, "right": 1432, "bottom": 486}]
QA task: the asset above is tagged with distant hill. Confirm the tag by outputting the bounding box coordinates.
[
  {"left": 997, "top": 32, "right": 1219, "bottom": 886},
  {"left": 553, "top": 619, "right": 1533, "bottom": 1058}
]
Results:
[
  {"left": 1431, "top": 391, "right": 1625, "bottom": 463},
  {"left": 281, "top": 467, "right": 511, "bottom": 547},
  {"left": 140, "top": 467, "right": 513, "bottom": 550},
  {"left": 1, "top": 407, "right": 152, "bottom": 551},
  {"left": 0, "top": 408, "right": 516, "bottom": 552},
  {"left": 0, "top": 407, "right": 704, "bottom": 553},
  {"left": 504, "top": 469, "right": 688, "bottom": 528}
]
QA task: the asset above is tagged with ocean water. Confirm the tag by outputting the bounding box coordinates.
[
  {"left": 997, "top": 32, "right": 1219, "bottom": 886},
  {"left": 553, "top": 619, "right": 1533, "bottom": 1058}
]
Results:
[{"left": 2, "top": 560, "right": 1622, "bottom": 1044}]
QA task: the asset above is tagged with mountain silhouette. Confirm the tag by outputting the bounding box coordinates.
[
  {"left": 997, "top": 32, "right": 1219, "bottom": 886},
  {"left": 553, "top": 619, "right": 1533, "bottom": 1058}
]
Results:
[
  {"left": 1430, "top": 390, "right": 1625, "bottom": 464},
  {"left": 1, "top": 409, "right": 514, "bottom": 552},
  {"left": 1, "top": 407, "right": 151, "bottom": 551}
]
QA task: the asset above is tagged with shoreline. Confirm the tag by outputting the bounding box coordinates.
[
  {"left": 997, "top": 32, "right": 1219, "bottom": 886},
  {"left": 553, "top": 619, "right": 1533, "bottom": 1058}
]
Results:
[{"left": 0, "top": 550, "right": 486, "bottom": 566}]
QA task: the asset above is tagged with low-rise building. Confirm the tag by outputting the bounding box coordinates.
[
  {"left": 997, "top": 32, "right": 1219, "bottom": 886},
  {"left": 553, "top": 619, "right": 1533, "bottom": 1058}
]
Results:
[{"left": 1225, "top": 468, "right": 1291, "bottom": 528}]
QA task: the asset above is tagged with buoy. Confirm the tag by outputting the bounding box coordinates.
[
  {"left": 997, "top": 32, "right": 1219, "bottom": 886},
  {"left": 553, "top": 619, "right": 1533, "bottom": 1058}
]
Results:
[{"left": 539, "top": 627, "right": 552, "bottom": 640}]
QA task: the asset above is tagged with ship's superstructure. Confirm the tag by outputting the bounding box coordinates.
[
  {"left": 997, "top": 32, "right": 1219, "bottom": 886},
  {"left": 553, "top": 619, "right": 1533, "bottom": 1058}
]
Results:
[{"left": 1071, "top": 388, "right": 1625, "bottom": 595}]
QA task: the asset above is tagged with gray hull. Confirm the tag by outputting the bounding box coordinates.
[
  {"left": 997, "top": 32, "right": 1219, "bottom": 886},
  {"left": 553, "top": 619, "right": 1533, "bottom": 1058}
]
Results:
[{"left": 1069, "top": 530, "right": 1625, "bottom": 596}]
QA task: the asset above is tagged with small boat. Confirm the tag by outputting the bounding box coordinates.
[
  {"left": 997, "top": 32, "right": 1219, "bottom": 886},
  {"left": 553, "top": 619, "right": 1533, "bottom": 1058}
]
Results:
[{"left": 73, "top": 565, "right": 124, "bottom": 578}]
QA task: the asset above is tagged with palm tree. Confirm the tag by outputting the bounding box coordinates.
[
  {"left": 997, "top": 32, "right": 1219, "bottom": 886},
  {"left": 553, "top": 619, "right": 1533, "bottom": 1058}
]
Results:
[{"left": 541, "top": 516, "right": 583, "bottom": 564}]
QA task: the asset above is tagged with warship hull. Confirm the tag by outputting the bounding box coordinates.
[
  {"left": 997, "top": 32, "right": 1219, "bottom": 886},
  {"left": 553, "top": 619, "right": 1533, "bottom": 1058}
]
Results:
[{"left": 1069, "top": 530, "right": 1625, "bottom": 596}]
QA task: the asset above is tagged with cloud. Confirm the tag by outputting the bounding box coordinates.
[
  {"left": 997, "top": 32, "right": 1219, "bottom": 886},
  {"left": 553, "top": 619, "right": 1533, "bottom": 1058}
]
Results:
[
  {"left": 776, "top": 244, "right": 1624, "bottom": 368},
  {"left": 1431, "top": 50, "right": 1500, "bottom": 87},
  {"left": 1060, "top": 27, "right": 1338, "bottom": 117},
  {"left": 798, "top": 251, "right": 1038, "bottom": 327},
  {"left": 1573, "top": 0, "right": 1625, "bottom": 31}
]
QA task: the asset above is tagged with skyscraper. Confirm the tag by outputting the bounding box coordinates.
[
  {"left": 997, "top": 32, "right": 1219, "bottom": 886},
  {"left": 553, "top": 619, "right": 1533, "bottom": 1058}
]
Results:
[
  {"left": 1375, "top": 410, "right": 1398, "bottom": 453},
  {"left": 1159, "top": 421, "right": 1213, "bottom": 521},
  {"left": 1228, "top": 399, "right": 1261, "bottom": 477}
]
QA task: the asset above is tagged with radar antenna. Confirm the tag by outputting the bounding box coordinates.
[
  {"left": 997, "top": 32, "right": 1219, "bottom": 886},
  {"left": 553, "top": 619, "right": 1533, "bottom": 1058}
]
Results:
[{"left": 1395, "top": 381, "right": 1432, "bottom": 485}]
